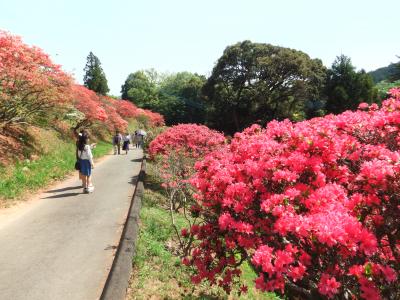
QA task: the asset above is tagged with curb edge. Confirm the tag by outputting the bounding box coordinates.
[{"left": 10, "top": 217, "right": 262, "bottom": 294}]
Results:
[{"left": 99, "top": 155, "right": 146, "bottom": 300}]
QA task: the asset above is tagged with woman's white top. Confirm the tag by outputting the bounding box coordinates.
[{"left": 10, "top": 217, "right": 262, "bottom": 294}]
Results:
[
  {"left": 78, "top": 145, "right": 94, "bottom": 164},
  {"left": 123, "top": 135, "right": 130, "bottom": 142}
]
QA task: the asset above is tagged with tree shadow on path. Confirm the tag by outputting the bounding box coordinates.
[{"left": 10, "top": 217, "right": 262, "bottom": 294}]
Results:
[
  {"left": 42, "top": 192, "right": 81, "bottom": 199},
  {"left": 45, "top": 185, "right": 82, "bottom": 193}
]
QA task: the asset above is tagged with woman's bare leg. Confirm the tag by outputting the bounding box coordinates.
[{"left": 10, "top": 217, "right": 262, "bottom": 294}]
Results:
[{"left": 84, "top": 176, "right": 89, "bottom": 189}]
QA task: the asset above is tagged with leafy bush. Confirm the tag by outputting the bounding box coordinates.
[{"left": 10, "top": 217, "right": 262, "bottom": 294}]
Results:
[
  {"left": 186, "top": 88, "right": 400, "bottom": 299},
  {"left": 149, "top": 124, "right": 225, "bottom": 256},
  {"left": 0, "top": 30, "right": 72, "bottom": 127}
]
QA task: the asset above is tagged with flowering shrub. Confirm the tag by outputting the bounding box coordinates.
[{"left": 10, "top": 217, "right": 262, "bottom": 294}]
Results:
[
  {"left": 187, "top": 89, "right": 400, "bottom": 299},
  {"left": 149, "top": 123, "right": 225, "bottom": 197},
  {"left": 100, "top": 96, "right": 129, "bottom": 132},
  {"left": 149, "top": 124, "right": 225, "bottom": 159},
  {"left": 0, "top": 30, "right": 72, "bottom": 127},
  {"left": 137, "top": 108, "right": 165, "bottom": 127},
  {"left": 71, "top": 84, "right": 108, "bottom": 131},
  {"left": 149, "top": 124, "right": 225, "bottom": 255},
  {"left": 115, "top": 99, "right": 140, "bottom": 119},
  {"left": 0, "top": 30, "right": 164, "bottom": 136}
]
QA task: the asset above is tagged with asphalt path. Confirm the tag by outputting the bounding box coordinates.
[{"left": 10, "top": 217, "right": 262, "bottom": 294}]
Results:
[{"left": 0, "top": 148, "right": 143, "bottom": 300}]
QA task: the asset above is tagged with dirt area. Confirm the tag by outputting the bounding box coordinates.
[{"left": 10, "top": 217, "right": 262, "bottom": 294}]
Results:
[{"left": 0, "top": 127, "right": 25, "bottom": 166}]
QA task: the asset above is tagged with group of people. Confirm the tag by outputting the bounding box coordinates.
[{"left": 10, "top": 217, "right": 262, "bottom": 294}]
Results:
[
  {"left": 75, "top": 129, "right": 145, "bottom": 194},
  {"left": 112, "top": 130, "right": 145, "bottom": 155}
]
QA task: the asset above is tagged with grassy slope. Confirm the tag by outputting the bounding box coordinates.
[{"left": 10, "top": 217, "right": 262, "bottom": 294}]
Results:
[
  {"left": 127, "top": 163, "right": 279, "bottom": 300},
  {"left": 0, "top": 128, "right": 112, "bottom": 203}
]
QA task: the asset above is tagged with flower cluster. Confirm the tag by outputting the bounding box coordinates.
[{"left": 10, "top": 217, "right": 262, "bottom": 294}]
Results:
[
  {"left": 138, "top": 108, "right": 165, "bottom": 127},
  {"left": 149, "top": 124, "right": 225, "bottom": 255},
  {"left": 149, "top": 123, "right": 225, "bottom": 195},
  {"left": 187, "top": 89, "right": 400, "bottom": 299},
  {"left": 149, "top": 124, "right": 225, "bottom": 159},
  {"left": 149, "top": 124, "right": 226, "bottom": 191},
  {"left": 0, "top": 30, "right": 164, "bottom": 133},
  {"left": 71, "top": 85, "right": 108, "bottom": 128},
  {"left": 114, "top": 100, "right": 165, "bottom": 127},
  {"left": 0, "top": 30, "right": 73, "bottom": 126}
]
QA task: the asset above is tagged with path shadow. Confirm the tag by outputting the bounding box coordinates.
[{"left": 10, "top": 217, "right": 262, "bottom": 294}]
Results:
[
  {"left": 129, "top": 175, "right": 139, "bottom": 185},
  {"left": 145, "top": 173, "right": 164, "bottom": 194},
  {"left": 131, "top": 158, "right": 142, "bottom": 163},
  {"left": 45, "top": 185, "right": 82, "bottom": 193},
  {"left": 129, "top": 167, "right": 146, "bottom": 185},
  {"left": 42, "top": 192, "right": 81, "bottom": 199},
  {"left": 104, "top": 245, "right": 117, "bottom": 250}
]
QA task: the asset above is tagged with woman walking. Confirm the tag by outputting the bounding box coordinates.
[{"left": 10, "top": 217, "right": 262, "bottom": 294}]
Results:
[
  {"left": 122, "top": 132, "right": 130, "bottom": 155},
  {"left": 77, "top": 132, "right": 95, "bottom": 193},
  {"left": 75, "top": 130, "right": 84, "bottom": 187},
  {"left": 132, "top": 131, "right": 139, "bottom": 148}
]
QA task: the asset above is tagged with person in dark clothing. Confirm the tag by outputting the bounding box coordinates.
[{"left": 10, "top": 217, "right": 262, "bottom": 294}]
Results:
[
  {"left": 113, "top": 131, "right": 122, "bottom": 155},
  {"left": 75, "top": 130, "right": 84, "bottom": 187}
]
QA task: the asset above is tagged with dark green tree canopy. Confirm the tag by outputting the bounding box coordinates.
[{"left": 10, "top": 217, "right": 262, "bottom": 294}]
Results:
[
  {"left": 120, "top": 70, "right": 158, "bottom": 108},
  {"left": 121, "top": 70, "right": 206, "bottom": 125},
  {"left": 158, "top": 72, "right": 206, "bottom": 124},
  {"left": 368, "top": 63, "right": 399, "bottom": 83},
  {"left": 325, "top": 55, "right": 376, "bottom": 114},
  {"left": 203, "top": 41, "right": 326, "bottom": 134},
  {"left": 83, "top": 52, "right": 109, "bottom": 95}
]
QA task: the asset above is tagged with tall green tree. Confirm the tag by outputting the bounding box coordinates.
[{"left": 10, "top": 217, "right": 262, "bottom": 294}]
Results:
[
  {"left": 120, "top": 70, "right": 158, "bottom": 108},
  {"left": 121, "top": 70, "right": 206, "bottom": 125},
  {"left": 203, "top": 41, "right": 326, "bottom": 134},
  {"left": 158, "top": 72, "right": 206, "bottom": 124},
  {"left": 83, "top": 52, "right": 109, "bottom": 95},
  {"left": 325, "top": 55, "right": 376, "bottom": 114}
]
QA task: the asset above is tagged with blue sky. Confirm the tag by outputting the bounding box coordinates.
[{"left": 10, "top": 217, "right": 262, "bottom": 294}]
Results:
[{"left": 1, "top": 0, "right": 399, "bottom": 95}]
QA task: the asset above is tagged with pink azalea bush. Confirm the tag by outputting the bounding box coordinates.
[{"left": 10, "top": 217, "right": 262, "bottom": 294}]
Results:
[
  {"left": 186, "top": 88, "right": 400, "bottom": 299},
  {"left": 139, "top": 108, "right": 165, "bottom": 127},
  {"left": 0, "top": 30, "right": 164, "bottom": 136},
  {"left": 149, "top": 124, "right": 225, "bottom": 159},
  {"left": 149, "top": 123, "right": 225, "bottom": 195},
  {"left": 149, "top": 124, "right": 225, "bottom": 255}
]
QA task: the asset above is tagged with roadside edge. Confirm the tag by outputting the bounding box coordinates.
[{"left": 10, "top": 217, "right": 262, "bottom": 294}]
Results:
[{"left": 100, "top": 156, "right": 146, "bottom": 300}]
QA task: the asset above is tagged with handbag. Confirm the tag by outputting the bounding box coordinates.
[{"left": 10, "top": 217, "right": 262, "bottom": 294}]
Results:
[{"left": 74, "top": 149, "right": 83, "bottom": 170}]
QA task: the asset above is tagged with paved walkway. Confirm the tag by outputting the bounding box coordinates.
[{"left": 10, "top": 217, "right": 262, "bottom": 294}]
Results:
[{"left": 0, "top": 148, "right": 143, "bottom": 300}]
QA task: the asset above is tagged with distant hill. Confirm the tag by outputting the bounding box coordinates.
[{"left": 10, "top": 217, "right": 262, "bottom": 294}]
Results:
[{"left": 368, "top": 63, "right": 398, "bottom": 83}]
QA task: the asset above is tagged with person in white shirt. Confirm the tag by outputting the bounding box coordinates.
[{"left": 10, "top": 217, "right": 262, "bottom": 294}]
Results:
[
  {"left": 122, "top": 132, "right": 130, "bottom": 155},
  {"left": 77, "top": 132, "right": 95, "bottom": 193}
]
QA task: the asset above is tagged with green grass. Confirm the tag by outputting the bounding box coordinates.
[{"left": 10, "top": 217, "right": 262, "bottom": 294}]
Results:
[
  {"left": 0, "top": 137, "right": 112, "bottom": 201},
  {"left": 92, "top": 140, "right": 113, "bottom": 158},
  {"left": 128, "top": 163, "right": 279, "bottom": 300},
  {"left": 130, "top": 185, "right": 223, "bottom": 299}
]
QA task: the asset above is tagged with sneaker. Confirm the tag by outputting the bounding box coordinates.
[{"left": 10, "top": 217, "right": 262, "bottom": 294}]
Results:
[
  {"left": 83, "top": 188, "right": 89, "bottom": 194},
  {"left": 87, "top": 186, "right": 95, "bottom": 193}
]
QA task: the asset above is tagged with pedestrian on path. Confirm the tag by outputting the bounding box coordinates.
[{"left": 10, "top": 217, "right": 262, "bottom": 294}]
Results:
[
  {"left": 113, "top": 131, "right": 122, "bottom": 155},
  {"left": 135, "top": 131, "right": 143, "bottom": 148},
  {"left": 122, "top": 132, "right": 130, "bottom": 155},
  {"left": 132, "top": 131, "right": 139, "bottom": 148},
  {"left": 75, "top": 130, "right": 85, "bottom": 187},
  {"left": 78, "top": 132, "right": 95, "bottom": 193}
]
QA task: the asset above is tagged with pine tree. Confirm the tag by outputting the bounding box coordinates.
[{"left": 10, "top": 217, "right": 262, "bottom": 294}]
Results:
[
  {"left": 83, "top": 52, "right": 109, "bottom": 95},
  {"left": 325, "top": 55, "right": 376, "bottom": 114}
]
